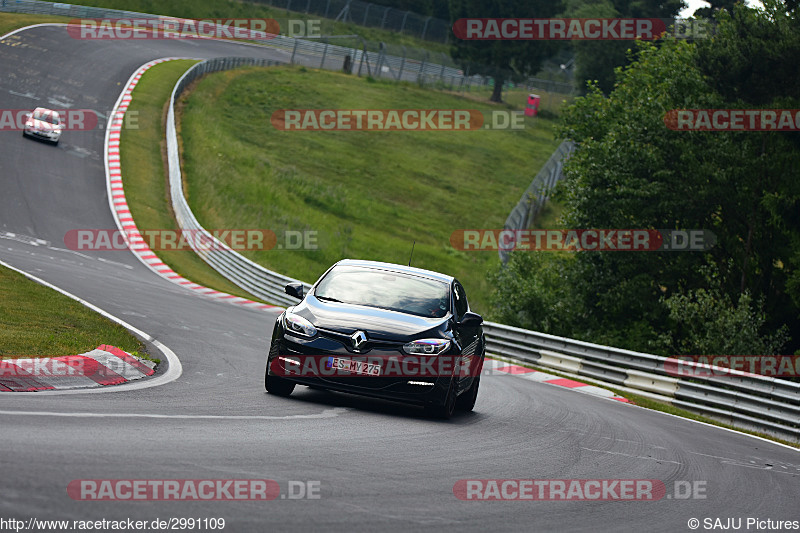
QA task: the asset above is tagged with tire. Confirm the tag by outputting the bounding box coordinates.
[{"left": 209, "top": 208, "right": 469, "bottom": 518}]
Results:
[
  {"left": 456, "top": 377, "right": 480, "bottom": 412},
  {"left": 265, "top": 345, "right": 295, "bottom": 397},
  {"left": 426, "top": 378, "right": 457, "bottom": 419},
  {"left": 265, "top": 371, "right": 295, "bottom": 397}
]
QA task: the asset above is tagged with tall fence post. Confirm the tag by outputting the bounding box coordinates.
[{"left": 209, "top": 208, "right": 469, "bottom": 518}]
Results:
[
  {"left": 380, "top": 7, "right": 390, "bottom": 29},
  {"left": 375, "top": 42, "right": 386, "bottom": 78},
  {"left": 421, "top": 16, "right": 431, "bottom": 40},
  {"left": 320, "top": 37, "right": 329, "bottom": 69},
  {"left": 397, "top": 46, "right": 406, "bottom": 81}
]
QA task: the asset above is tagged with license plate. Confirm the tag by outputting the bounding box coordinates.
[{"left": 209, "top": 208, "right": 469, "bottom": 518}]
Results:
[{"left": 328, "top": 357, "right": 381, "bottom": 376}]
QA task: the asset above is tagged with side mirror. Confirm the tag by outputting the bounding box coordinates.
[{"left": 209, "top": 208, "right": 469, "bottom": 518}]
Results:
[
  {"left": 284, "top": 282, "right": 304, "bottom": 300},
  {"left": 459, "top": 311, "right": 483, "bottom": 327}
]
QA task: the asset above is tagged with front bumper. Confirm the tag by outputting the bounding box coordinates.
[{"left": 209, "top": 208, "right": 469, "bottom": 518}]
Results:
[
  {"left": 268, "top": 333, "right": 456, "bottom": 407},
  {"left": 24, "top": 127, "right": 60, "bottom": 142}
]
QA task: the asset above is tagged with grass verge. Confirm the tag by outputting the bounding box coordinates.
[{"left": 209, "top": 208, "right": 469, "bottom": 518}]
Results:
[
  {"left": 119, "top": 59, "right": 264, "bottom": 302},
  {"left": 0, "top": 265, "right": 145, "bottom": 358},
  {"left": 489, "top": 355, "right": 800, "bottom": 449},
  {"left": 178, "top": 65, "right": 562, "bottom": 313},
  {"left": 0, "top": 13, "right": 71, "bottom": 36}
]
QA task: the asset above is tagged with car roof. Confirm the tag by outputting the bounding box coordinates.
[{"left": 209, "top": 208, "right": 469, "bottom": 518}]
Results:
[
  {"left": 332, "top": 259, "right": 454, "bottom": 284},
  {"left": 32, "top": 107, "right": 60, "bottom": 118}
]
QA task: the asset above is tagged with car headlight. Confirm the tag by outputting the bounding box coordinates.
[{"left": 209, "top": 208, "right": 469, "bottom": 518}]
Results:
[
  {"left": 283, "top": 312, "right": 317, "bottom": 337},
  {"left": 403, "top": 338, "right": 450, "bottom": 355}
]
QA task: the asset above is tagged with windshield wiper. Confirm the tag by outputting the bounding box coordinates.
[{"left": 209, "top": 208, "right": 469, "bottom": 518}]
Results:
[{"left": 315, "top": 295, "right": 343, "bottom": 303}]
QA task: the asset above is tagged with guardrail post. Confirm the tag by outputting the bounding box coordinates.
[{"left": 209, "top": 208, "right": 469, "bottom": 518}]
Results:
[{"left": 291, "top": 38, "right": 299, "bottom": 64}]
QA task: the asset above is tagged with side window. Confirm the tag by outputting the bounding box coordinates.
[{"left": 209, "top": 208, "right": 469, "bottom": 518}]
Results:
[{"left": 453, "top": 281, "right": 468, "bottom": 319}]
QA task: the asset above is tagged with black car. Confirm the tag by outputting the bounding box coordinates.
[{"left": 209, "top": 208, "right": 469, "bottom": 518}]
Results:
[{"left": 265, "top": 259, "right": 485, "bottom": 418}]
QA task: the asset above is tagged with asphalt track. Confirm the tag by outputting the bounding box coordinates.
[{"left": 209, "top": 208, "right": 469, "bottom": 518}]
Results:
[{"left": 0, "top": 24, "right": 798, "bottom": 533}]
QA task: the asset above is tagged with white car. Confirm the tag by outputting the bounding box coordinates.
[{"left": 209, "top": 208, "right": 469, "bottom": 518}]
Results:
[{"left": 22, "top": 107, "right": 63, "bottom": 145}]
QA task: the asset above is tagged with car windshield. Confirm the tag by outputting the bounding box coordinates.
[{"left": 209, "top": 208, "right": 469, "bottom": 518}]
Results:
[
  {"left": 33, "top": 110, "right": 59, "bottom": 124},
  {"left": 314, "top": 266, "right": 450, "bottom": 318}
]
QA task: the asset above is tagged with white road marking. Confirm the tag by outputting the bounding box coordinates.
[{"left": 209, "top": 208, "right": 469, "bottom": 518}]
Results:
[{"left": 0, "top": 407, "right": 350, "bottom": 420}]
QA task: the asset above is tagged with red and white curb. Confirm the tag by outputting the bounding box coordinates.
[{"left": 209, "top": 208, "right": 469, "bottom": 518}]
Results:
[
  {"left": 484, "top": 358, "right": 631, "bottom": 403},
  {"left": 104, "top": 58, "right": 276, "bottom": 311},
  {"left": 0, "top": 345, "right": 155, "bottom": 392}
]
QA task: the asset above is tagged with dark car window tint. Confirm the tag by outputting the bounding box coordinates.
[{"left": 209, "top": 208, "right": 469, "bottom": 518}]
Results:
[
  {"left": 453, "top": 282, "right": 468, "bottom": 319},
  {"left": 315, "top": 266, "right": 450, "bottom": 318},
  {"left": 33, "top": 110, "right": 59, "bottom": 124}
]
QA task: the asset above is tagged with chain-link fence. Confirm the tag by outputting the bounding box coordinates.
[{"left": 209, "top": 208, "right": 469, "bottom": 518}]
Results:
[
  {"left": 252, "top": 0, "right": 451, "bottom": 43},
  {"left": 1, "top": 0, "right": 577, "bottom": 99}
]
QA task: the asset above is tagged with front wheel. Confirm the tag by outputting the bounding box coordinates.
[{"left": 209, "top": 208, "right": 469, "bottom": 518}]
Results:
[
  {"left": 426, "top": 378, "right": 456, "bottom": 419},
  {"left": 265, "top": 361, "right": 295, "bottom": 397},
  {"left": 456, "top": 377, "right": 480, "bottom": 412}
]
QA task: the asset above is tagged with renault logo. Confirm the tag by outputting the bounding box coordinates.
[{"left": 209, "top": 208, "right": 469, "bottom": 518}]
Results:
[{"left": 351, "top": 330, "right": 367, "bottom": 350}]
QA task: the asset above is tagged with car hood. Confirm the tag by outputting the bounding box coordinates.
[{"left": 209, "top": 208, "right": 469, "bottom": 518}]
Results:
[
  {"left": 28, "top": 119, "right": 56, "bottom": 131},
  {"left": 293, "top": 295, "right": 450, "bottom": 342}
]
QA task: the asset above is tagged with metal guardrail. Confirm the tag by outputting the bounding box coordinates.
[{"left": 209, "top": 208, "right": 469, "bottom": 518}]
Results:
[
  {"left": 254, "top": 0, "right": 452, "bottom": 44},
  {"left": 482, "top": 321, "right": 800, "bottom": 442},
  {"left": 166, "top": 57, "right": 313, "bottom": 307},
  {"left": 499, "top": 140, "right": 575, "bottom": 263}
]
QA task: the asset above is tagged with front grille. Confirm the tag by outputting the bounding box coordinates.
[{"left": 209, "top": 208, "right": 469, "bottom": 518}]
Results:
[{"left": 316, "top": 327, "right": 405, "bottom": 353}]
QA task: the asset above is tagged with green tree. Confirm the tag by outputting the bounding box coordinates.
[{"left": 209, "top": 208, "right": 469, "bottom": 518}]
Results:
[
  {"left": 448, "top": 0, "right": 564, "bottom": 102},
  {"left": 659, "top": 286, "right": 790, "bottom": 356},
  {"left": 693, "top": 0, "right": 738, "bottom": 19},
  {"left": 491, "top": 2, "right": 800, "bottom": 354},
  {"left": 561, "top": 0, "right": 685, "bottom": 94}
]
